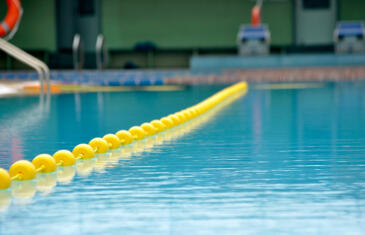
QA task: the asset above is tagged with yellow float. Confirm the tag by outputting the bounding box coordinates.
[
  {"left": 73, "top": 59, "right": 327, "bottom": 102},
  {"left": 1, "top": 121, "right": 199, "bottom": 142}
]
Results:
[
  {"left": 32, "top": 154, "right": 57, "bottom": 173},
  {"left": 141, "top": 122, "right": 157, "bottom": 136},
  {"left": 116, "top": 130, "right": 133, "bottom": 145},
  {"left": 0, "top": 168, "right": 11, "bottom": 190},
  {"left": 9, "top": 160, "right": 36, "bottom": 181},
  {"left": 103, "top": 134, "right": 121, "bottom": 149},
  {"left": 89, "top": 138, "right": 109, "bottom": 153},
  {"left": 168, "top": 114, "right": 181, "bottom": 126},
  {"left": 150, "top": 120, "right": 166, "bottom": 132},
  {"left": 129, "top": 126, "right": 146, "bottom": 140},
  {"left": 0, "top": 82, "right": 248, "bottom": 202},
  {"left": 160, "top": 117, "right": 174, "bottom": 129},
  {"left": 53, "top": 150, "right": 76, "bottom": 166},
  {"left": 72, "top": 144, "right": 95, "bottom": 159}
]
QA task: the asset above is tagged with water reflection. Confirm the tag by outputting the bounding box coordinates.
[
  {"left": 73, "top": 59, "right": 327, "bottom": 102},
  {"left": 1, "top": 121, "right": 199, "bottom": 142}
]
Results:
[
  {"left": 0, "top": 87, "right": 215, "bottom": 168},
  {"left": 0, "top": 88, "right": 247, "bottom": 210},
  {"left": 0, "top": 97, "right": 50, "bottom": 167},
  {"left": 57, "top": 166, "right": 76, "bottom": 185},
  {"left": 0, "top": 83, "right": 365, "bottom": 234}
]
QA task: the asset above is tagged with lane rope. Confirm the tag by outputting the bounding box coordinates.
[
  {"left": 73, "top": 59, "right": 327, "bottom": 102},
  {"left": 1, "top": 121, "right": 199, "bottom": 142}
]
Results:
[{"left": 0, "top": 82, "right": 248, "bottom": 191}]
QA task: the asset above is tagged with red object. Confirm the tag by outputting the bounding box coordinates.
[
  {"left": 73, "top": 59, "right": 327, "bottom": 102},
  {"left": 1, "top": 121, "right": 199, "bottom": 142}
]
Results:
[
  {"left": 251, "top": 5, "right": 261, "bottom": 27},
  {"left": 0, "top": 0, "right": 22, "bottom": 37}
]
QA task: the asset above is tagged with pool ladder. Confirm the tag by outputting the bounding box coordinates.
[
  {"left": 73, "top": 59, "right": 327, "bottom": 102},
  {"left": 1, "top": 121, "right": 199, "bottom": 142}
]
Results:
[
  {"left": 0, "top": 37, "right": 50, "bottom": 96},
  {"left": 72, "top": 33, "right": 108, "bottom": 70},
  {"left": 72, "top": 34, "right": 84, "bottom": 70},
  {"left": 96, "top": 34, "right": 108, "bottom": 70}
]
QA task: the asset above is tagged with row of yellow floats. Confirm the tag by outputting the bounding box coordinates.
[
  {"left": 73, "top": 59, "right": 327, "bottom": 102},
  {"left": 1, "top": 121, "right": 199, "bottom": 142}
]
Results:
[{"left": 0, "top": 82, "right": 248, "bottom": 191}]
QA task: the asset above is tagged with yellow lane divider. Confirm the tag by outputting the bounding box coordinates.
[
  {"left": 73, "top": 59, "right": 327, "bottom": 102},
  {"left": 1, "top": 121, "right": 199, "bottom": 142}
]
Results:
[
  {"left": 0, "top": 82, "right": 248, "bottom": 191},
  {"left": 0, "top": 83, "right": 248, "bottom": 209}
]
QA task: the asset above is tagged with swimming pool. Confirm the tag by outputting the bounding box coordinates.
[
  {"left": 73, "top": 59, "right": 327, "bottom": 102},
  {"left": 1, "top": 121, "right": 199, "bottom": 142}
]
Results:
[{"left": 1, "top": 81, "right": 365, "bottom": 234}]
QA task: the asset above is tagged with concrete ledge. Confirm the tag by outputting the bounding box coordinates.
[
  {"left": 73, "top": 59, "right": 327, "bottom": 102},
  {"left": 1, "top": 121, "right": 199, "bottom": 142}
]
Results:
[
  {"left": 1, "top": 66, "right": 365, "bottom": 87},
  {"left": 190, "top": 54, "right": 365, "bottom": 71}
]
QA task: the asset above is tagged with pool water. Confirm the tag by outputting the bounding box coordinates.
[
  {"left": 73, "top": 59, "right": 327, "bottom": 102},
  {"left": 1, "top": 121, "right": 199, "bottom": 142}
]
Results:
[{"left": 1, "top": 82, "right": 365, "bottom": 234}]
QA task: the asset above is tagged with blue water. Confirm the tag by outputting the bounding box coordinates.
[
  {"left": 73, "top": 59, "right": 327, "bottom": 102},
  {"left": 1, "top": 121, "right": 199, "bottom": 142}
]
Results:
[{"left": 1, "top": 82, "right": 365, "bottom": 234}]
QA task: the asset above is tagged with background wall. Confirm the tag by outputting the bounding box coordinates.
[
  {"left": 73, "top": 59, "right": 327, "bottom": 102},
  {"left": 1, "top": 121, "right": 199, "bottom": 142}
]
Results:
[
  {"left": 1, "top": 0, "right": 365, "bottom": 52},
  {"left": 0, "top": 0, "right": 56, "bottom": 69},
  {"left": 0, "top": 0, "right": 365, "bottom": 69},
  {"left": 102, "top": 0, "right": 293, "bottom": 49},
  {"left": 0, "top": 0, "right": 56, "bottom": 51},
  {"left": 339, "top": 0, "right": 365, "bottom": 22}
]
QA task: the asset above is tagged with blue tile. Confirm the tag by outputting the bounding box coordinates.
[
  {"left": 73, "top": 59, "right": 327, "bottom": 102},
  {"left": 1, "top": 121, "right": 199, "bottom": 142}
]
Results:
[
  {"left": 123, "top": 80, "right": 136, "bottom": 86},
  {"left": 139, "top": 80, "right": 151, "bottom": 86}
]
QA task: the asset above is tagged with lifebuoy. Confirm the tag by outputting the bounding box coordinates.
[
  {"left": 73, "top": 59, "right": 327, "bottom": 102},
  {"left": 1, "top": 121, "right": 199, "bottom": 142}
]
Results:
[
  {"left": 0, "top": 0, "right": 22, "bottom": 38},
  {"left": 251, "top": 5, "right": 261, "bottom": 27}
]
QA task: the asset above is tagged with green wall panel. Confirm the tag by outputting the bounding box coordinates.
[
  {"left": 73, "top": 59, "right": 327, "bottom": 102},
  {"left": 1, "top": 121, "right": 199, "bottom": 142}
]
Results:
[
  {"left": 0, "top": 0, "right": 56, "bottom": 51},
  {"left": 102, "top": 0, "right": 293, "bottom": 50},
  {"left": 3, "top": 0, "right": 365, "bottom": 52},
  {"left": 340, "top": 0, "right": 365, "bottom": 22},
  {"left": 262, "top": 1, "right": 293, "bottom": 46}
]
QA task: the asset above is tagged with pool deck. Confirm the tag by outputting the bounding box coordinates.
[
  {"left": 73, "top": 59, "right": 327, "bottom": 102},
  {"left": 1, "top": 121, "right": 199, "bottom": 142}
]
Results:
[{"left": 1, "top": 53, "right": 365, "bottom": 96}]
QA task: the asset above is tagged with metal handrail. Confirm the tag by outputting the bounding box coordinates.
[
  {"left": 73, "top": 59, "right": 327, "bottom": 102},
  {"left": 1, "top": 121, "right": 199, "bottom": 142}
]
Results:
[
  {"left": 72, "top": 34, "right": 84, "bottom": 70},
  {"left": 96, "top": 34, "right": 108, "bottom": 70},
  {"left": 0, "top": 37, "right": 50, "bottom": 96}
]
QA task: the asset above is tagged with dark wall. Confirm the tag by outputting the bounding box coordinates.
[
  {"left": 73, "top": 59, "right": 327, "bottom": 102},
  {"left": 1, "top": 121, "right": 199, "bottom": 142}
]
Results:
[{"left": 1, "top": 0, "right": 365, "bottom": 69}]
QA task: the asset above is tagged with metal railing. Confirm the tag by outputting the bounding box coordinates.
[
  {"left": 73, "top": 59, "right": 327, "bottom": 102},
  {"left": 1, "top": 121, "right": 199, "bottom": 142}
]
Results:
[
  {"left": 72, "top": 34, "right": 84, "bottom": 70},
  {"left": 96, "top": 34, "right": 108, "bottom": 70},
  {"left": 0, "top": 37, "right": 50, "bottom": 96}
]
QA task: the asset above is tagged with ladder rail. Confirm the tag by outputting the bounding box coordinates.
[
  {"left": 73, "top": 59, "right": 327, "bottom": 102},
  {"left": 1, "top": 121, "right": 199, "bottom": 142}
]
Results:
[
  {"left": 0, "top": 38, "right": 50, "bottom": 95},
  {"left": 96, "top": 34, "right": 108, "bottom": 70},
  {"left": 73, "top": 34, "right": 84, "bottom": 70}
]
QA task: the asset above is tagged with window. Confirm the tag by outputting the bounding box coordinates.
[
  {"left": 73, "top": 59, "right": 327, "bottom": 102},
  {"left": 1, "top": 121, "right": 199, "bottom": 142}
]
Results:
[
  {"left": 303, "top": 0, "right": 330, "bottom": 9},
  {"left": 78, "top": 0, "right": 95, "bottom": 16}
]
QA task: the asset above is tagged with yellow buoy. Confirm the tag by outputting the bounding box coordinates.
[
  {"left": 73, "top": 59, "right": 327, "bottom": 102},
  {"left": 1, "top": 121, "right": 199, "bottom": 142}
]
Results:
[
  {"left": 189, "top": 108, "right": 198, "bottom": 117},
  {"left": 181, "top": 110, "right": 191, "bottom": 121},
  {"left": 141, "top": 122, "right": 157, "bottom": 136},
  {"left": 150, "top": 120, "right": 166, "bottom": 132},
  {"left": 116, "top": 130, "right": 133, "bottom": 145},
  {"left": 9, "top": 160, "right": 36, "bottom": 181},
  {"left": 0, "top": 168, "right": 11, "bottom": 190},
  {"left": 168, "top": 114, "right": 181, "bottom": 126},
  {"left": 103, "top": 134, "right": 121, "bottom": 149},
  {"left": 175, "top": 112, "right": 186, "bottom": 123},
  {"left": 185, "top": 109, "right": 194, "bottom": 118},
  {"left": 129, "top": 126, "right": 146, "bottom": 140},
  {"left": 160, "top": 117, "right": 174, "bottom": 129},
  {"left": 32, "top": 154, "right": 57, "bottom": 173},
  {"left": 89, "top": 137, "right": 109, "bottom": 153},
  {"left": 53, "top": 150, "right": 76, "bottom": 166},
  {"left": 196, "top": 105, "right": 205, "bottom": 114},
  {"left": 72, "top": 144, "right": 95, "bottom": 159}
]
